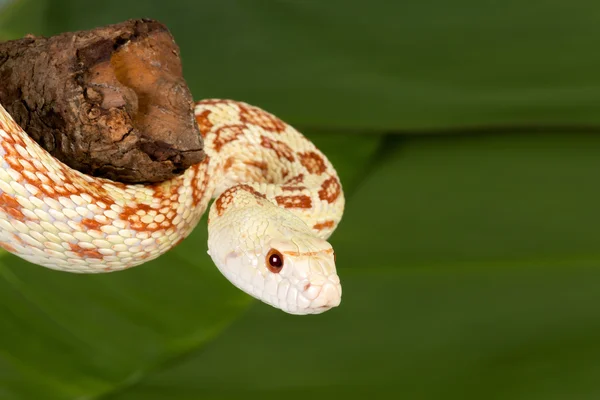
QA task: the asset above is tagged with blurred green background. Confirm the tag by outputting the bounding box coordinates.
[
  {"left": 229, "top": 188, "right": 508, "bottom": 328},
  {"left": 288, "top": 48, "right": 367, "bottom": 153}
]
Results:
[{"left": 1, "top": 0, "right": 600, "bottom": 399}]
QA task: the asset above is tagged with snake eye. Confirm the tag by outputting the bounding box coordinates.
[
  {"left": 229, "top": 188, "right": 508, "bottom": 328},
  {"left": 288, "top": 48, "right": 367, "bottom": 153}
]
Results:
[{"left": 266, "top": 249, "right": 284, "bottom": 273}]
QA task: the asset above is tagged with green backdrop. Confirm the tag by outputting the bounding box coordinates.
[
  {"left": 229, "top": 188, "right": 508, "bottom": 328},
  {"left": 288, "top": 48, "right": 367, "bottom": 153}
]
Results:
[{"left": 1, "top": 1, "right": 600, "bottom": 399}]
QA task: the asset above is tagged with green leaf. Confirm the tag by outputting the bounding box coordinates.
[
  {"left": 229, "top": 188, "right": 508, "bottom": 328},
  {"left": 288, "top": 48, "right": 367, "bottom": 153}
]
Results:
[
  {"left": 0, "top": 0, "right": 48, "bottom": 39},
  {"left": 0, "top": 244, "right": 252, "bottom": 399},
  {"left": 103, "top": 132, "right": 600, "bottom": 400},
  {"left": 104, "top": 266, "right": 600, "bottom": 400},
  {"left": 334, "top": 132, "right": 600, "bottom": 268},
  {"left": 2, "top": 1, "right": 600, "bottom": 399}
]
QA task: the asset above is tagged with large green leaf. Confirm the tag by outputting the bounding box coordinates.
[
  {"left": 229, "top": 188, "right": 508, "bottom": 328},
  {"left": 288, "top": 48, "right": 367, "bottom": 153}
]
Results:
[
  {"left": 105, "top": 133, "right": 600, "bottom": 400},
  {"left": 106, "top": 266, "right": 600, "bottom": 400},
  {"left": 98, "top": 132, "right": 600, "bottom": 400},
  {"left": 1, "top": 1, "right": 600, "bottom": 400}
]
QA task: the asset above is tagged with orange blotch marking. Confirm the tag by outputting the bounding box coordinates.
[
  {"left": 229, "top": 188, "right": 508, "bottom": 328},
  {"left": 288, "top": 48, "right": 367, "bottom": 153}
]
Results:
[
  {"left": 260, "top": 136, "right": 295, "bottom": 162},
  {"left": 81, "top": 218, "right": 103, "bottom": 231},
  {"left": 150, "top": 178, "right": 179, "bottom": 204},
  {"left": 275, "top": 195, "right": 312, "bottom": 209},
  {"left": 244, "top": 160, "right": 269, "bottom": 173},
  {"left": 239, "top": 103, "right": 287, "bottom": 133},
  {"left": 313, "top": 220, "right": 335, "bottom": 231},
  {"left": 215, "top": 184, "right": 266, "bottom": 216},
  {"left": 318, "top": 176, "right": 341, "bottom": 204},
  {"left": 0, "top": 192, "right": 24, "bottom": 219},
  {"left": 195, "top": 109, "right": 213, "bottom": 137},
  {"left": 0, "top": 241, "right": 16, "bottom": 253},
  {"left": 214, "top": 187, "right": 236, "bottom": 216},
  {"left": 119, "top": 203, "right": 163, "bottom": 232},
  {"left": 213, "top": 124, "right": 246, "bottom": 152},
  {"left": 285, "top": 173, "right": 304, "bottom": 185},
  {"left": 225, "top": 184, "right": 267, "bottom": 201},
  {"left": 69, "top": 243, "right": 104, "bottom": 259},
  {"left": 299, "top": 151, "right": 327, "bottom": 175},
  {"left": 242, "top": 184, "right": 267, "bottom": 200},
  {"left": 223, "top": 157, "right": 235, "bottom": 171}
]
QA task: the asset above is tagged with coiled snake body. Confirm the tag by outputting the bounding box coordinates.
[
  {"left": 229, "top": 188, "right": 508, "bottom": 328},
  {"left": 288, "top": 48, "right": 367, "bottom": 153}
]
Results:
[{"left": 0, "top": 99, "right": 344, "bottom": 314}]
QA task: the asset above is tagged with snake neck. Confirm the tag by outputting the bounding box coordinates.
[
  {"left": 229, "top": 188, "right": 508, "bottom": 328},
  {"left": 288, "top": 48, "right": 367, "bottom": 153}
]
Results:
[{"left": 194, "top": 99, "right": 345, "bottom": 240}]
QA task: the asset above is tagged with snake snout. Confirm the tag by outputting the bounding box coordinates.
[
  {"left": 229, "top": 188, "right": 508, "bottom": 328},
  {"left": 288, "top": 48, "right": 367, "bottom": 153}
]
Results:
[
  {"left": 292, "top": 255, "right": 341, "bottom": 313},
  {"left": 309, "top": 281, "right": 341, "bottom": 311},
  {"left": 299, "top": 273, "right": 341, "bottom": 313}
]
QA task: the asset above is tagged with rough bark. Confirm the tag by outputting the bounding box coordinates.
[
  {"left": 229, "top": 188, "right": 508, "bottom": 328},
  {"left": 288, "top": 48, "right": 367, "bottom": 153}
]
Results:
[{"left": 0, "top": 19, "right": 204, "bottom": 183}]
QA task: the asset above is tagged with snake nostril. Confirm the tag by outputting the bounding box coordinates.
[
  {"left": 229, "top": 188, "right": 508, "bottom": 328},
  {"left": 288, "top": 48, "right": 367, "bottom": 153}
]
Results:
[{"left": 303, "top": 283, "right": 311, "bottom": 291}]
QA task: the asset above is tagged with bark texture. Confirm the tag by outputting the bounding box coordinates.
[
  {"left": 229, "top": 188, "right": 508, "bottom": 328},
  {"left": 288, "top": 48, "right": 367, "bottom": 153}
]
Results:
[{"left": 0, "top": 19, "right": 204, "bottom": 183}]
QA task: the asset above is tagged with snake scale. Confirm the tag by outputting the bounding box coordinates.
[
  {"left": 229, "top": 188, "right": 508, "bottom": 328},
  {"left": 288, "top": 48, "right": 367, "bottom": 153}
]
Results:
[{"left": 0, "top": 99, "right": 344, "bottom": 314}]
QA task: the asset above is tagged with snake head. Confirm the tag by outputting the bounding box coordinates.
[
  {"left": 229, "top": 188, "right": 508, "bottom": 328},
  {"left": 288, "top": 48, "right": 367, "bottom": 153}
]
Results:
[
  {"left": 208, "top": 215, "right": 342, "bottom": 314},
  {"left": 260, "top": 236, "right": 342, "bottom": 314}
]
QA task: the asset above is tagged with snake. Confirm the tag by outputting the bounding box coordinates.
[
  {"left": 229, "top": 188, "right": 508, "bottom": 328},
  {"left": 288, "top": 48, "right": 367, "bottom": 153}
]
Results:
[{"left": 0, "top": 99, "right": 344, "bottom": 314}]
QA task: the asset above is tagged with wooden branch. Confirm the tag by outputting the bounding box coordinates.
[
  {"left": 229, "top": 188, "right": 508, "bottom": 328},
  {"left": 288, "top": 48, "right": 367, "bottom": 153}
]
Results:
[{"left": 0, "top": 19, "right": 204, "bottom": 183}]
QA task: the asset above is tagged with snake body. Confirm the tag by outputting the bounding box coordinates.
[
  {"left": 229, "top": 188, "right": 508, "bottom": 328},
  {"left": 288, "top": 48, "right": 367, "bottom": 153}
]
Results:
[{"left": 0, "top": 99, "right": 344, "bottom": 314}]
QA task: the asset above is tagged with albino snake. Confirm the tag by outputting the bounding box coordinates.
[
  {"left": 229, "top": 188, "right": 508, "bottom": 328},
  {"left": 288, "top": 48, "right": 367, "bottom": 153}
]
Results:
[{"left": 0, "top": 99, "right": 344, "bottom": 314}]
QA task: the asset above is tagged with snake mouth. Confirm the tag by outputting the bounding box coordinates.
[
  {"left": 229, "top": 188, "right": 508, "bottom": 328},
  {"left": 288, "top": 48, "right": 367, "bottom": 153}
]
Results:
[
  {"left": 273, "top": 277, "right": 341, "bottom": 315},
  {"left": 311, "top": 305, "right": 336, "bottom": 314}
]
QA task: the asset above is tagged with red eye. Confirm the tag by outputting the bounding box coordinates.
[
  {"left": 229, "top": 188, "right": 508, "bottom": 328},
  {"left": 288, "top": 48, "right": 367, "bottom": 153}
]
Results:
[{"left": 266, "top": 249, "right": 284, "bottom": 273}]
